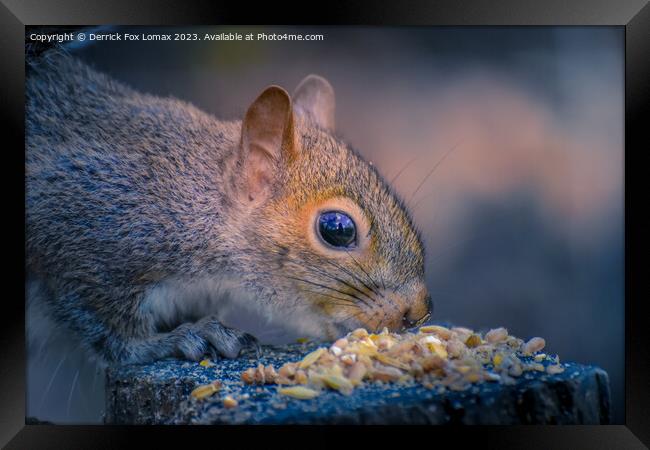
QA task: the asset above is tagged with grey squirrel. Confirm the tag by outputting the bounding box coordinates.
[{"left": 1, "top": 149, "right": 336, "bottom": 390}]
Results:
[{"left": 26, "top": 50, "right": 432, "bottom": 366}]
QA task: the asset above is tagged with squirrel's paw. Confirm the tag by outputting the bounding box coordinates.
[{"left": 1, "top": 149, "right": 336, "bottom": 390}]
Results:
[{"left": 175, "top": 316, "right": 260, "bottom": 360}]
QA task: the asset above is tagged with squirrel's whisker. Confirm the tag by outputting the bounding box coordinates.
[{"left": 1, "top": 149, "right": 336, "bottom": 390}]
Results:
[
  {"left": 410, "top": 190, "right": 437, "bottom": 214},
  {"left": 338, "top": 309, "right": 365, "bottom": 325},
  {"left": 267, "top": 243, "right": 380, "bottom": 304},
  {"left": 342, "top": 250, "right": 384, "bottom": 295},
  {"left": 323, "top": 300, "right": 361, "bottom": 309},
  {"left": 299, "top": 289, "right": 361, "bottom": 309},
  {"left": 38, "top": 353, "right": 68, "bottom": 414},
  {"left": 66, "top": 368, "right": 80, "bottom": 419},
  {"left": 284, "top": 275, "right": 372, "bottom": 308},
  {"left": 263, "top": 258, "right": 367, "bottom": 306},
  {"left": 389, "top": 153, "right": 419, "bottom": 185},
  {"left": 270, "top": 251, "right": 378, "bottom": 308},
  {"left": 302, "top": 261, "right": 378, "bottom": 306},
  {"left": 320, "top": 254, "right": 381, "bottom": 297},
  {"left": 273, "top": 244, "right": 383, "bottom": 302},
  {"left": 324, "top": 301, "right": 361, "bottom": 309},
  {"left": 314, "top": 258, "right": 382, "bottom": 302},
  {"left": 407, "top": 139, "right": 462, "bottom": 206}
]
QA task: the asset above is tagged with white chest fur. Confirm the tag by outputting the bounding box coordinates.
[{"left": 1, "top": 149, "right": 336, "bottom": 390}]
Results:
[
  {"left": 139, "top": 277, "right": 315, "bottom": 344},
  {"left": 140, "top": 277, "right": 245, "bottom": 330}
]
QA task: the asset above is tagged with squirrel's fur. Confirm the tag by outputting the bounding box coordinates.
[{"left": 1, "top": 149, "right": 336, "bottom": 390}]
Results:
[{"left": 26, "top": 51, "right": 431, "bottom": 366}]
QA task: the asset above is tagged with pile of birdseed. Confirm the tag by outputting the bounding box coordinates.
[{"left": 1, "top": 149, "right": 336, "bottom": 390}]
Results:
[{"left": 189, "top": 325, "right": 562, "bottom": 403}]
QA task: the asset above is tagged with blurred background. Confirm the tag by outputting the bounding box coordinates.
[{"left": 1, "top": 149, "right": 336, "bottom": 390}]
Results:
[{"left": 27, "top": 26, "right": 624, "bottom": 424}]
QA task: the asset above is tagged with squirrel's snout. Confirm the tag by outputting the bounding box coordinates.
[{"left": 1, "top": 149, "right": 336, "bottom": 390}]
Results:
[
  {"left": 371, "top": 285, "right": 432, "bottom": 333},
  {"left": 402, "top": 292, "right": 433, "bottom": 330}
]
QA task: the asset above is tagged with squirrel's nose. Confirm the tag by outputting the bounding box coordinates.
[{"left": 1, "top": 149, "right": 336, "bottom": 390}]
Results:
[
  {"left": 369, "top": 286, "right": 433, "bottom": 332},
  {"left": 401, "top": 292, "right": 433, "bottom": 330}
]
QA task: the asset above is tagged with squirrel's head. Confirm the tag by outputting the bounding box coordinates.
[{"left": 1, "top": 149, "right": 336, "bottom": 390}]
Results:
[{"left": 226, "top": 75, "right": 431, "bottom": 339}]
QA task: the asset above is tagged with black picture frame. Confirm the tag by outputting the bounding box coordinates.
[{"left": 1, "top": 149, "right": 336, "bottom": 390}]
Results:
[{"left": 1, "top": 1, "right": 647, "bottom": 448}]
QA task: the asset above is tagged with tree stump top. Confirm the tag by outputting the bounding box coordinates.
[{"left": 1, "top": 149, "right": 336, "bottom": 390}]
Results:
[{"left": 105, "top": 342, "right": 611, "bottom": 425}]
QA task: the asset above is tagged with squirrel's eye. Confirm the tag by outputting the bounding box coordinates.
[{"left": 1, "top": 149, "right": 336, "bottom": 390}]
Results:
[{"left": 317, "top": 211, "right": 357, "bottom": 248}]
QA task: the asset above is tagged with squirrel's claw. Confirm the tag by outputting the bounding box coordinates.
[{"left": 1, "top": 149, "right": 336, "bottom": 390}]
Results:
[
  {"left": 206, "top": 345, "right": 220, "bottom": 361},
  {"left": 205, "top": 331, "right": 261, "bottom": 360},
  {"left": 172, "top": 316, "right": 261, "bottom": 361},
  {"left": 238, "top": 332, "right": 262, "bottom": 359}
]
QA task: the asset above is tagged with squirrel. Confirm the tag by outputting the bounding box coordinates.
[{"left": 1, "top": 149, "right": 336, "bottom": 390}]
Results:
[{"left": 26, "top": 50, "right": 432, "bottom": 366}]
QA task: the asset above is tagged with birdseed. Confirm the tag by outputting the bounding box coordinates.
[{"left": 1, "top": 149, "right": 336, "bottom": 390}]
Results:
[{"left": 238, "top": 326, "right": 556, "bottom": 398}]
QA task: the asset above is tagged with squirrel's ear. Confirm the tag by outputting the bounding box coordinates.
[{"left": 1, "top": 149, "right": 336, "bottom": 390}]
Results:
[
  {"left": 240, "top": 85, "right": 296, "bottom": 203},
  {"left": 293, "top": 74, "right": 335, "bottom": 131}
]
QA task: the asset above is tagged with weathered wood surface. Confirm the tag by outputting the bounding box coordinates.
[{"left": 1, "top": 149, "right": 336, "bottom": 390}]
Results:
[{"left": 105, "top": 342, "right": 611, "bottom": 425}]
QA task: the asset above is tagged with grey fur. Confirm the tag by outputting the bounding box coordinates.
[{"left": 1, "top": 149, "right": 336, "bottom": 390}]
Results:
[{"left": 26, "top": 51, "right": 429, "bottom": 366}]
